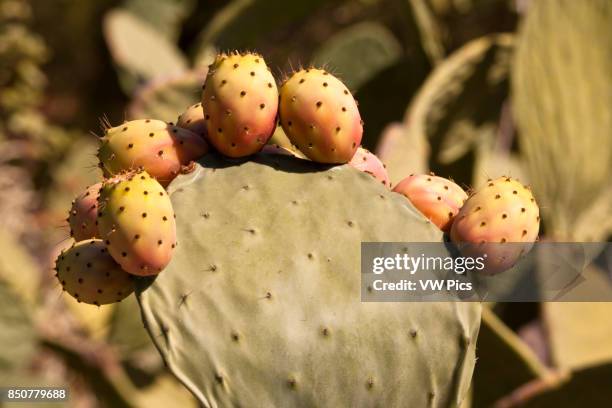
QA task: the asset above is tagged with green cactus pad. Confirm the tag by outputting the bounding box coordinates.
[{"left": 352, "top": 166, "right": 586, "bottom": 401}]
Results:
[
  {"left": 512, "top": 0, "right": 612, "bottom": 241},
  {"left": 137, "top": 154, "right": 481, "bottom": 407}
]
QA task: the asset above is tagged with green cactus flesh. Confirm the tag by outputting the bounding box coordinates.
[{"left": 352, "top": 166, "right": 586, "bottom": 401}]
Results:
[{"left": 137, "top": 153, "right": 481, "bottom": 407}]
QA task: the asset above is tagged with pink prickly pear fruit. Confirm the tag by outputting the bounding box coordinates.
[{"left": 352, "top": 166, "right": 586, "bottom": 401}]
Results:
[
  {"left": 393, "top": 174, "right": 467, "bottom": 232},
  {"left": 348, "top": 147, "right": 390, "bottom": 187},
  {"left": 177, "top": 102, "right": 207, "bottom": 139},
  {"left": 68, "top": 182, "right": 102, "bottom": 240},
  {"left": 54, "top": 239, "right": 135, "bottom": 305},
  {"left": 279, "top": 68, "right": 362, "bottom": 164},
  {"left": 97, "top": 170, "right": 176, "bottom": 276},
  {"left": 98, "top": 119, "right": 208, "bottom": 187},
  {"left": 201, "top": 52, "right": 278, "bottom": 157},
  {"left": 450, "top": 176, "right": 540, "bottom": 275}
]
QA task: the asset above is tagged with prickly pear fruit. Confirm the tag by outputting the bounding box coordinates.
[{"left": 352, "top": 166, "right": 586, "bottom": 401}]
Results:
[
  {"left": 68, "top": 183, "right": 102, "bottom": 241},
  {"left": 97, "top": 170, "right": 176, "bottom": 276},
  {"left": 201, "top": 52, "right": 278, "bottom": 157},
  {"left": 393, "top": 174, "right": 467, "bottom": 232},
  {"left": 279, "top": 68, "right": 362, "bottom": 163},
  {"left": 348, "top": 147, "right": 389, "bottom": 187},
  {"left": 451, "top": 176, "right": 540, "bottom": 275},
  {"left": 98, "top": 119, "right": 208, "bottom": 187},
  {"left": 177, "top": 102, "right": 207, "bottom": 138},
  {"left": 54, "top": 239, "right": 135, "bottom": 305}
]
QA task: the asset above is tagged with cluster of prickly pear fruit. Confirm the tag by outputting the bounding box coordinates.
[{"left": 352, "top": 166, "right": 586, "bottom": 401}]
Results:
[
  {"left": 56, "top": 169, "right": 176, "bottom": 305},
  {"left": 450, "top": 176, "right": 540, "bottom": 274},
  {"left": 393, "top": 174, "right": 467, "bottom": 232},
  {"left": 391, "top": 173, "right": 540, "bottom": 274},
  {"left": 55, "top": 50, "right": 541, "bottom": 310}
]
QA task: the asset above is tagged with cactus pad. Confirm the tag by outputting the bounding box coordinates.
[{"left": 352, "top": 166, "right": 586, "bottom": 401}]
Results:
[{"left": 137, "top": 154, "right": 480, "bottom": 407}]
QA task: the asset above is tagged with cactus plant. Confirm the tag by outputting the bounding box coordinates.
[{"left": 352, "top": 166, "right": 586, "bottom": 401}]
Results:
[
  {"left": 136, "top": 154, "right": 480, "bottom": 407},
  {"left": 312, "top": 22, "right": 402, "bottom": 90},
  {"left": 399, "top": 34, "right": 514, "bottom": 186},
  {"left": 103, "top": 9, "right": 187, "bottom": 92},
  {"left": 512, "top": 0, "right": 612, "bottom": 241},
  {"left": 128, "top": 68, "right": 208, "bottom": 123}
]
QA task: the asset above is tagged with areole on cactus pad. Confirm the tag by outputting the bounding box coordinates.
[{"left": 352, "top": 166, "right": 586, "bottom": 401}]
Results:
[{"left": 136, "top": 154, "right": 480, "bottom": 407}]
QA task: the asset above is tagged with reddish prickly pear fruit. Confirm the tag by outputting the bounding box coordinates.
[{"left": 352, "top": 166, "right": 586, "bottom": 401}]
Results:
[
  {"left": 393, "top": 174, "right": 467, "bottom": 232},
  {"left": 68, "top": 182, "right": 102, "bottom": 241},
  {"left": 348, "top": 147, "right": 389, "bottom": 187},
  {"left": 97, "top": 170, "right": 176, "bottom": 276},
  {"left": 177, "top": 102, "right": 207, "bottom": 138},
  {"left": 98, "top": 119, "right": 208, "bottom": 187},
  {"left": 279, "top": 68, "right": 362, "bottom": 163},
  {"left": 201, "top": 52, "right": 278, "bottom": 157},
  {"left": 54, "top": 239, "right": 135, "bottom": 305},
  {"left": 451, "top": 176, "right": 540, "bottom": 275}
]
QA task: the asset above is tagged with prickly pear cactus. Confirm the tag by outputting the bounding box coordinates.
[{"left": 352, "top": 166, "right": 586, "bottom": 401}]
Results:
[{"left": 137, "top": 154, "right": 480, "bottom": 407}]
